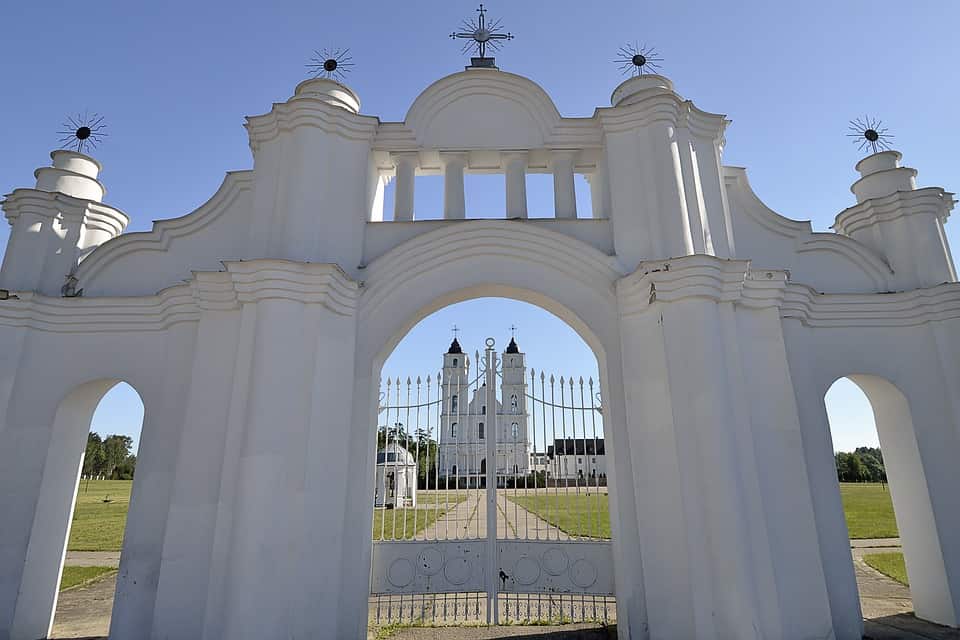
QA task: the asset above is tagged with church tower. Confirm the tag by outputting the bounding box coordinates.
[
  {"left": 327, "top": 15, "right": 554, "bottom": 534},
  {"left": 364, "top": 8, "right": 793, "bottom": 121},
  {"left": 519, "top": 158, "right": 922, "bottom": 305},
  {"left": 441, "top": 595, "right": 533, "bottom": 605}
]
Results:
[
  {"left": 439, "top": 338, "right": 468, "bottom": 477},
  {"left": 500, "top": 337, "right": 530, "bottom": 475}
]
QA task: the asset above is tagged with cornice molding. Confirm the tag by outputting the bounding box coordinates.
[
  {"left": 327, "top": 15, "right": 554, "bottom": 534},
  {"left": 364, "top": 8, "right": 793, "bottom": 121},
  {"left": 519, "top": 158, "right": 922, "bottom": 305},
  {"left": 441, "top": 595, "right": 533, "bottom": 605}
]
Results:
[
  {"left": 2, "top": 189, "right": 129, "bottom": 236},
  {"left": 618, "top": 255, "right": 784, "bottom": 316},
  {"left": 245, "top": 96, "right": 379, "bottom": 153},
  {"left": 832, "top": 187, "right": 956, "bottom": 236},
  {"left": 0, "top": 260, "right": 360, "bottom": 333},
  {"left": 782, "top": 282, "right": 960, "bottom": 328},
  {"left": 598, "top": 95, "right": 729, "bottom": 142},
  {"left": 225, "top": 260, "right": 359, "bottom": 314}
]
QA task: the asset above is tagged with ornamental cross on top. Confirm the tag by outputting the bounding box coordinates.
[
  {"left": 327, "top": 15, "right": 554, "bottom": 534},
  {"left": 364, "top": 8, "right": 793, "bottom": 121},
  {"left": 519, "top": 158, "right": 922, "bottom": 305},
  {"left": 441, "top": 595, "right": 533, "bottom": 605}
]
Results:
[{"left": 450, "top": 3, "right": 513, "bottom": 63}]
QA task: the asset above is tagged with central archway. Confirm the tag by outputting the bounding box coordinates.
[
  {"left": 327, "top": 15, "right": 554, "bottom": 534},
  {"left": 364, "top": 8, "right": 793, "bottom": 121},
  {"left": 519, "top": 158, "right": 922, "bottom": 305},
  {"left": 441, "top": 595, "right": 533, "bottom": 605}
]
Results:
[{"left": 339, "top": 222, "right": 645, "bottom": 638}]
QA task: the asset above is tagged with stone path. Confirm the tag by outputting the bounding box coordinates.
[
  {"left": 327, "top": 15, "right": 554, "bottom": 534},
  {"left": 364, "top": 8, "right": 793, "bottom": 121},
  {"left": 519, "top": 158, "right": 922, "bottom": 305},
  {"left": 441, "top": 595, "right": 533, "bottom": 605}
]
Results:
[
  {"left": 64, "top": 551, "right": 120, "bottom": 567},
  {"left": 50, "top": 572, "right": 116, "bottom": 639}
]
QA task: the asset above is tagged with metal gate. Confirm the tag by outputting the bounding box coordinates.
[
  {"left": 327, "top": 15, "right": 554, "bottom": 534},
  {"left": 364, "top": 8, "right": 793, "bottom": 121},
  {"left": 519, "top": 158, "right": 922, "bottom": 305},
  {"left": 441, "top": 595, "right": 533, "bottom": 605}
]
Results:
[{"left": 369, "top": 338, "right": 615, "bottom": 626}]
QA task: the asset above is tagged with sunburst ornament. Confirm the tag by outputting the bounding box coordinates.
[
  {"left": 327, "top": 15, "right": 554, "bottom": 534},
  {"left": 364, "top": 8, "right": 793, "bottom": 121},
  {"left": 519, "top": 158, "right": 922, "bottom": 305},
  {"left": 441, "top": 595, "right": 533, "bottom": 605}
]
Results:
[
  {"left": 847, "top": 116, "right": 894, "bottom": 154},
  {"left": 57, "top": 113, "right": 107, "bottom": 154},
  {"left": 306, "top": 48, "right": 354, "bottom": 82},
  {"left": 615, "top": 43, "right": 663, "bottom": 76},
  {"left": 450, "top": 4, "right": 513, "bottom": 61}
]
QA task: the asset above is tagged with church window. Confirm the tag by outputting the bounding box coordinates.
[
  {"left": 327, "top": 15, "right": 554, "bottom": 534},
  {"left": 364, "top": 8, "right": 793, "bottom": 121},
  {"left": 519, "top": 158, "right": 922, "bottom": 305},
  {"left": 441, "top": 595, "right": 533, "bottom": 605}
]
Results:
[
  {"left": 451, "top": 395, "right": 458, "bottom": 414},
  {"left": 478, "top": 422, "right": 484, "bottom": 439},
  {"left": 510, "top": 394, "right": 518, "bottom": 413},
  {"left": 482, "top": 405, "right": 486, "bottom": 415},
  {"left": 453, "top": 358, "right": 458, "bottom": 367},
  {"left": 511, "top": 422, "right": 519, "bottom": 439},
  {"left": 451, "top": 422, "right": 457, "bottom": 438}
]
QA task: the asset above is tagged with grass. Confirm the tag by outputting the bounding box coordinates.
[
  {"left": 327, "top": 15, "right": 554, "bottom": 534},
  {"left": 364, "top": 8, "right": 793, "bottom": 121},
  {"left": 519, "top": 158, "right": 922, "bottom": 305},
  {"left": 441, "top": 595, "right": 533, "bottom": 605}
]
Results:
[
  {"left": 372, "top": 492, "right": 467, "bottom": 541},
  {"left": 839, "top": 483, "right": 899, "bottom": 539},
  {"left": 59, "top": 566, "right": 115, "bottom": 591},
  {"left": 864, "top": 552, "right": 909, "bottom": 586},
  {"left": 68, "top": 479, "right": 132, "bottom": 551},
  {"left": 508, "top": 493, "right": 611, "bottom": 539}
]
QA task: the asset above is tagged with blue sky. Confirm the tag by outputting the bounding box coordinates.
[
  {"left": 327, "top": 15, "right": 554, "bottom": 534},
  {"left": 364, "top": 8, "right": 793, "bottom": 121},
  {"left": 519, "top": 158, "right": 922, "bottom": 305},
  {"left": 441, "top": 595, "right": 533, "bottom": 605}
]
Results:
[{"left": 4, "top": 0, "right": 958, "bottom": 453}]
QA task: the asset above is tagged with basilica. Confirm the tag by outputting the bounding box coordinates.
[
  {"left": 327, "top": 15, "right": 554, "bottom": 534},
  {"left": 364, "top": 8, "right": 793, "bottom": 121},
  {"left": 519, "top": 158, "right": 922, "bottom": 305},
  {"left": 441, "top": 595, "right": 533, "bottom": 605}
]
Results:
[{"left": 438, "top": 337, "right": 529, "bottom": 483}]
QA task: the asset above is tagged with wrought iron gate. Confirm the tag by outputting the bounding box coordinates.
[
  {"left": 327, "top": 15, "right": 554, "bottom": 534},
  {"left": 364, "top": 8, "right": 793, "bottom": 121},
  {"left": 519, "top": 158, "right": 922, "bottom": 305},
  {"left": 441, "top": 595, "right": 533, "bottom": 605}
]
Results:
[{"left": 369, "top": 338, "right": 615, "bottom": 626}]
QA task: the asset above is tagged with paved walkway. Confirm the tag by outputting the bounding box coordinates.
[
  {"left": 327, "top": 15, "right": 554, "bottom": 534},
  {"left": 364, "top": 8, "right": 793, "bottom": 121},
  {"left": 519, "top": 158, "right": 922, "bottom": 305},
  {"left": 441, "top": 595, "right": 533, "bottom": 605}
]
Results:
[{"left": 64, "top": 551, "right": 120, "bottom": 567}]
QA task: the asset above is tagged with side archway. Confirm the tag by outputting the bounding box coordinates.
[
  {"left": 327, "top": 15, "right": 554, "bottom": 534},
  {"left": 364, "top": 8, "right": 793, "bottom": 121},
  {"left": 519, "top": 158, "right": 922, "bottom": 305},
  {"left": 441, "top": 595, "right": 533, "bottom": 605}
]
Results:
[
  {"left": 824, "top": 374, "right": 955, "bottom": 627},
  {"left": 10, "top": 379, "right": 145, "bottom": 640}
]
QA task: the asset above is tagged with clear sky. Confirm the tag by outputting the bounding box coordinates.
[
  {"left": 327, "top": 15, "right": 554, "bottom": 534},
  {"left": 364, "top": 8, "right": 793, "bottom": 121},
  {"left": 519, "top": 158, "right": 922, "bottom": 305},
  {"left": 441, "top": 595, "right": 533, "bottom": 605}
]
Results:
[{"left": 4, "top": 0, "right": 958, "bottom": 454}]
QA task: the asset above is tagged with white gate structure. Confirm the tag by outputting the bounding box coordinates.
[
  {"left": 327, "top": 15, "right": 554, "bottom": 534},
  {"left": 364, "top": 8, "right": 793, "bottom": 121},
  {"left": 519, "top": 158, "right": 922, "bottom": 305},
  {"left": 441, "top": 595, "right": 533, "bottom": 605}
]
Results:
[
  {"left": 370, "top": 340, "right": 615, "bottom": 625},
  {"left": 4, "top": 54, "right": 960, "bottom": 640}
]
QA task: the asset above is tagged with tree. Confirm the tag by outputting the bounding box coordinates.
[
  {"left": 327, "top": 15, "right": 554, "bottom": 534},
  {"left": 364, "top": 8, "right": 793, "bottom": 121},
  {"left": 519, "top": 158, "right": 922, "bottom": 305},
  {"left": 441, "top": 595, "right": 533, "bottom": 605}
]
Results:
[
  {"left": 836, "top": 452, "right": 866, "bottom": 482},
  {"left": 83, "top": 433, "right": 106, "bottom": 477},
  {"left": 81, "top": 432, "right": 137, "bottom": 479}
]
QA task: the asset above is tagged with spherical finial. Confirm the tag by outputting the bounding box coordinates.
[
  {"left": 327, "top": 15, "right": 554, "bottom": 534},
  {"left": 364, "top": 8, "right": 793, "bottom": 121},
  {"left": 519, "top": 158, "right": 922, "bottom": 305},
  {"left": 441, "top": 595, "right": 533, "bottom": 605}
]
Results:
[
  {"left": 847, "top": 116, "right": 894, "bottom": 154},
  {"left": 615, "top": 43, "right": 663, "bottom": 76},
  {"left": 57, "top": 113, "right": 107, "bottom": 154},
  {"left": 306, "top": 48, "right": 354, "bottom": 81}
]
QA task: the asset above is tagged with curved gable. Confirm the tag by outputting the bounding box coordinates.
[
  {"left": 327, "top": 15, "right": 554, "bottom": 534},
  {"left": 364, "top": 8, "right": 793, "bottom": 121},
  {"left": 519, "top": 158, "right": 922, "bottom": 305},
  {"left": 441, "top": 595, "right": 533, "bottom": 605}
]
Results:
[
  {"left": 723, "top": 167, "right": 894, "bottom": 292},
  {"left": 403, "top": 70, "right": 562, "bottom": 149}
]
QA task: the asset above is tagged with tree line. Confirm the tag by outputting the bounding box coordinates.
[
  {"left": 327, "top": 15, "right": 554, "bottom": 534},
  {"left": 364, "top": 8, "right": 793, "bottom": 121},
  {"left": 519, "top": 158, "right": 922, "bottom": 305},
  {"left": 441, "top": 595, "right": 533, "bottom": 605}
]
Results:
[
  {"left": 84, "top": 432, "right": 137, "bottom": 480},
  {"left": 835, "top": 446, "right": 886, "bottom": 483}
]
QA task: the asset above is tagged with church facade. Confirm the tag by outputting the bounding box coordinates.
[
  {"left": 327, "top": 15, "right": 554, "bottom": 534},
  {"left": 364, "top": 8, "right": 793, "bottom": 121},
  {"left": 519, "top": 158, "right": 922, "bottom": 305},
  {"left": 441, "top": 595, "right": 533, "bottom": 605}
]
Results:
[{"left": 438, "top": 337, "right": 529, "bottom": 483}]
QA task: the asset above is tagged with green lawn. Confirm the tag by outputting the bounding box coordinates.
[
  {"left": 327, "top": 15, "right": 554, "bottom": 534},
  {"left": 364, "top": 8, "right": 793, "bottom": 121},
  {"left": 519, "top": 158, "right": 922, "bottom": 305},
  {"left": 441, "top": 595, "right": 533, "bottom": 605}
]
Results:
[
  {"left": 68, "top": 479, "right": 133, "bottom": 551},
  {"left": 59, "top": 566, "right": 116, "bottom": 591},
  {"left": 839, "top": 483, "right": 899, "bottom": 539},
  {"left": 372, "top": 492, "right": 467, "bottom": 541},
  {"left": 508, "top": 493, "right": 611, "bottom": 539},
  {"left": 864, "top": 552, "right": 909, "bottom": 586}
]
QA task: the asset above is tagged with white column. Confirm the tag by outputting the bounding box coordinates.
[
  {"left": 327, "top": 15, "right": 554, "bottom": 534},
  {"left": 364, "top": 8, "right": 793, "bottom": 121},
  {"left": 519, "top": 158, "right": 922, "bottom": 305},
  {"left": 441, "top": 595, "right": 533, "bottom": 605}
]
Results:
[
  {"left": 502, "top": 152, "right": 528, "bottom": 219},
  {"left": 390, "top": 152, "right": 418, "bottom": 222},
  {"left": 551, "top": 150, "right": 578, "bottom": 219},
  {"left": 441, "top": 153, "right": 467, "bottom": 220}
]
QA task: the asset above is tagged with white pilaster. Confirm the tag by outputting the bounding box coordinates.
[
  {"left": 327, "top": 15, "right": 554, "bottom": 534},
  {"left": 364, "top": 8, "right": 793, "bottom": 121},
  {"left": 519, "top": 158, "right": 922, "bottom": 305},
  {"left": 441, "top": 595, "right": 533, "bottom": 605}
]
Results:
[
  {"left": 503, "top": 152, "right": 528, "bottom": 219},
  {"left": 551, "top": 150, "right": 578, "bottom": 219},
  {"left": 390, "top": 152, "right": 418, "bottom": 221},
  {"left": 441, "top": 153, "right": 467, "bottom": 220}
]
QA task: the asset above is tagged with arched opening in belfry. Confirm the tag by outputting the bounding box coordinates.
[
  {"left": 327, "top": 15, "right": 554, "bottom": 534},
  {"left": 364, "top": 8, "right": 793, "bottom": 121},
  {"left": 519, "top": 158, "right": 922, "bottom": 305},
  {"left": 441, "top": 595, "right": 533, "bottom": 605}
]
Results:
[
  {"left": 368, "top": 296, "right": 615, "bottom": 628},
  {"left": 17, "top": 380, "right": 144, "bottom": 639},
  {"left": 824, "top": 375, "right": 953, "bottom": 627}
]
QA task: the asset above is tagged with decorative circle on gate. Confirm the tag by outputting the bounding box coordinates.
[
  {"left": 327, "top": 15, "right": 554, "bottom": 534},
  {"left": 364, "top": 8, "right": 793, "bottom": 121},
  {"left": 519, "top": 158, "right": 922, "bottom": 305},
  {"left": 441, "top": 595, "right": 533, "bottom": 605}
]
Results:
[
  {"left": 569, "top": 558, "right": 598, "bottom": 588},
  {"left": 417, "top": 547, "right": 445, "bottom": 576},
  {"left": 387, "top": 558, "right": 416, "bottom": 588},
  {"left": 513, "top": 555, "right": 541, "bottom": 586},
  {"left": 444, "top": 555, "right": 473, "bottom": 585},
  {"left": 541, "top": 548, "right": 569, "bottom": 576}
]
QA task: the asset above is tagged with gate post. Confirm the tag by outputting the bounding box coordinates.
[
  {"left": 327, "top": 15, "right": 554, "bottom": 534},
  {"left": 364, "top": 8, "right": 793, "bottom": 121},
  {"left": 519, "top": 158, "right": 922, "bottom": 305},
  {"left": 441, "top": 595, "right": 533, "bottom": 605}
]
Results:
[
  {"left": 615, "top": 256, "right": 836, "bottom": 639},
  {"left": 484, "top": 340, "right": 499, "bottom": 623}
]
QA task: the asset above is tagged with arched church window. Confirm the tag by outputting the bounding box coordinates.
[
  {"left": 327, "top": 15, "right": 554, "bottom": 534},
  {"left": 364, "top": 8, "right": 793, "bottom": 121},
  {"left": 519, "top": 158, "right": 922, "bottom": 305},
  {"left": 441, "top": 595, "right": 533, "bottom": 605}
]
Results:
[
  {"left": 482, "top": 405, "right": 486, "bottom": 415},
  {"left": 451, "top": 422, "right": 457, "bottom": 438},
  {"left": 510, "top": 394, "right": 518, "bottom": 413},
  {"left": 479, "top": 422, "right": 485, "bottom": 439},
  {"left": 511, "top": 422, "right": 519, "bottom": 439},
  {"left": 453, "top": 358, "right": 458, "bottom": 367},
  {"left": 451, "top": 395, "right": 458, "bottom": 414}
]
